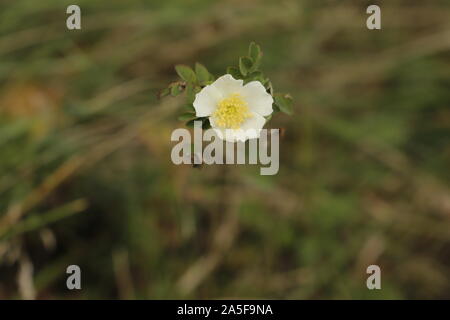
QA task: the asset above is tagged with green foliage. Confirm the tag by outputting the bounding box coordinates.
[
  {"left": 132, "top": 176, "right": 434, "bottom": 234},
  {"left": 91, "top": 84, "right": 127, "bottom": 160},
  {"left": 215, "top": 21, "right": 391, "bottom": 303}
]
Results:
[
  {"left": 195, "top": 63, "right": 214, "bottom": 85},
  {"left": 239, "top": 56, "right": 254, "bottom": 76},
  {"left": 177, "top": 112, "right": 196, "bottom": 121},
  {"left": 225, "top": 67, "right": 239, "bottom": 80},
  {"left": 249, "top": 42, "right": 262, "bottom": 69},
  {"left": 274, "top": 94, "right": 294, "bottom": 115},
  {"left": 163, "top": 42, "right": 294, "bottom": 128},
  {"left": 170, "top": 82, "right": 184, "bottom": 97},
  {"left": 226, "top": 42, "right": 293, "bottom": 116},
  {"left": 186, "top": 117, "right": 211, "bottom": 129},
  {"left": 175, "top": 65, "right": 196, "bottom": 83}
]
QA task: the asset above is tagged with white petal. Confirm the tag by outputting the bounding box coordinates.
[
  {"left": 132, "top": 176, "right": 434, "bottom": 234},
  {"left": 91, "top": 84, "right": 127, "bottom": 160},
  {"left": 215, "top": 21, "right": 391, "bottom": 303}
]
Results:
[
  {"left": 209, "top": 112, "right": 266, "bottom": 142},
  {"left": 193, "top": 84, "right": 222, "bottom": 117},
  {"left": 240, "top": 112, "right": 266, "bottom": 131},
  {"left": 193, "top": 74, "right": 244, "bottom": 117},
  {"left": 241, "top": 81, "right": 273, "bottom": 116},
  {"left": 237, "top": 112, "right": 266, "bottom": 140},
  {"left": 211, "top": 74, "right": 244, "bottom": 96}
]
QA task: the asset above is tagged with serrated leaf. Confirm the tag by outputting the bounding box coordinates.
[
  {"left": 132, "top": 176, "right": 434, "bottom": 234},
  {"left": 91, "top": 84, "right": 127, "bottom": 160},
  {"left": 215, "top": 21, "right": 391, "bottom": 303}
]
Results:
[
  {"left": 239, "top": 56, "right": 253, "bottom": 76},
  {"left": 249, "top": 42, "right": 262, "bottom": 68},
  {"left": 274, "top": 94, "right": 294, "bottom": 115},
  {"left": 227, "top": 66, "right": 242, "bottom": 79},
  {"left": 175, "top": 65, "right": 196, "bottom": 83},
  {"left": 195, "top": 63, "right": 210, "bottom": 85}
]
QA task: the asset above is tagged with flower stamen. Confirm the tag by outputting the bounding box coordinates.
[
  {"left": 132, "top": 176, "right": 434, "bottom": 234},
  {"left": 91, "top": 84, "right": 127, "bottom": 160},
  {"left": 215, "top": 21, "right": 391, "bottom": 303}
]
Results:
[{"left": 213, "top": 93, "right": 252, "bottom": 129}]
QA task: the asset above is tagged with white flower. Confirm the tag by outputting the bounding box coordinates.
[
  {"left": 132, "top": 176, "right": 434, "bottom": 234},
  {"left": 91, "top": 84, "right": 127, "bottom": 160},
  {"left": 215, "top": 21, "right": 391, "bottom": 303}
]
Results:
[{"left": 193, "top": 74, "right": 273, "bottom": 142}]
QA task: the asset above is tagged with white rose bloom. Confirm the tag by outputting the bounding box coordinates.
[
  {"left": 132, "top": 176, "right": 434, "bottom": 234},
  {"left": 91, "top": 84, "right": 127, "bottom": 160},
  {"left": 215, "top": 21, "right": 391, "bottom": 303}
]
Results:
[{"left": 193, "top": 74, "right": 273, "bottom": 142}]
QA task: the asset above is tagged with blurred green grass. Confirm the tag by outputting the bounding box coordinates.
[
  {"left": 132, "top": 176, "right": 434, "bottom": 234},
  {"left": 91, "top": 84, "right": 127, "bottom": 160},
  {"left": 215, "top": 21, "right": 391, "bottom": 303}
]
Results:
[{"left": 0, "top": 0, "right": 449, "bottom": 299}]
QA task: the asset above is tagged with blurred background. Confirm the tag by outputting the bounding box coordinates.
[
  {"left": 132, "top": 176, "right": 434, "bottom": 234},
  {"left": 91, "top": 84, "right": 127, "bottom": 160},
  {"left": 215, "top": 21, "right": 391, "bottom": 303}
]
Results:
[{"left": 0, "top": 0, "right": 449, "bottom": 299}]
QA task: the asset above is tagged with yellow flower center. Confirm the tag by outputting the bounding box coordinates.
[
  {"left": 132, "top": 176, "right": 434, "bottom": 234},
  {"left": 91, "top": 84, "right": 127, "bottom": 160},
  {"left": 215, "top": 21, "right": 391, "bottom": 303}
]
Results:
[{"left": 213, "top": 93, "right": 252, "bottom": 129}]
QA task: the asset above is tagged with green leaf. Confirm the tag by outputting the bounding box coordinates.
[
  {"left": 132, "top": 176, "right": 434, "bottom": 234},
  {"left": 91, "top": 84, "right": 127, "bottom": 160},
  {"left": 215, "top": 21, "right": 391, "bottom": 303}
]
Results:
[
  {"left": 246, "top": 71, "right": 264, "bottom": 83},
  {"left": 202, "top": 118, "right": 211, "bottom": 129},
  {"left": 239, "top": 56, "right": 253, "bottom": 76},
  {"left": 185, "top": 104, "right": 196, "bottom": 114},
  {"left": 175, "top": 65, "right": 196, "bottom": 83},
  {"left": 186, "top": 117, "right": 210, "bottom": 129},
  {"left": 158, "top": 87, "right": 170, "bottom": 99},
  {"left": 178, "top": 113, "right": 197, "bottom": 121},
  {"left": 274, "top": 94, "right": 294, "bottom": 115},
  {"left": 249, "top": 42, "right": 262, "bottom": 68},
  {"left": 186, "top": 119, "right": 196, "bottom": 128},
  {"left": 170, "top": 83, "right": 183, "bottom": 96},
  {"left": 195, "top": 63, "right": 211, "bottom": 85},
  {"left": 273, "top": 103, "right": 280, "bottom": 112},
  {"left": 186, "top": 82, "right": 196, "bottom": 103},
  {"left": 227, "top": 66, "right": 242, "bottom": 79}
]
